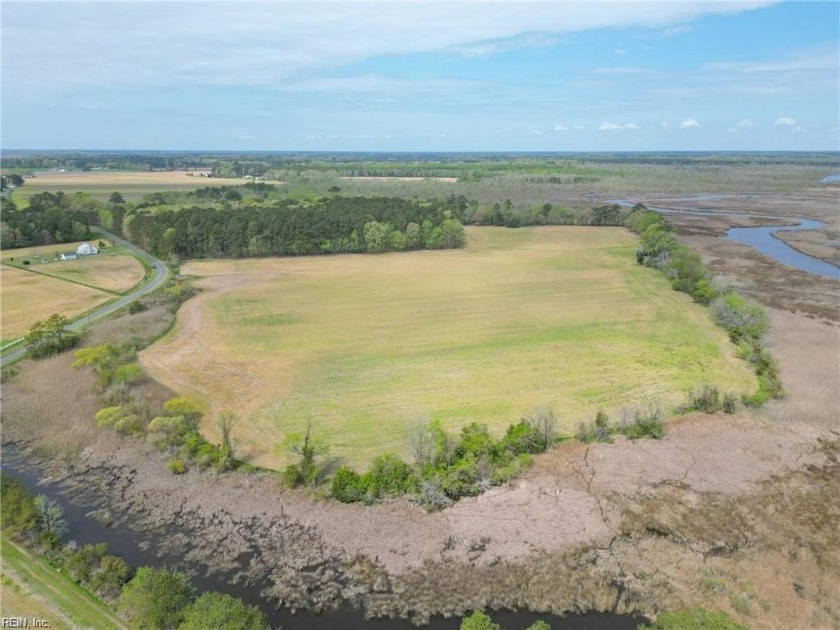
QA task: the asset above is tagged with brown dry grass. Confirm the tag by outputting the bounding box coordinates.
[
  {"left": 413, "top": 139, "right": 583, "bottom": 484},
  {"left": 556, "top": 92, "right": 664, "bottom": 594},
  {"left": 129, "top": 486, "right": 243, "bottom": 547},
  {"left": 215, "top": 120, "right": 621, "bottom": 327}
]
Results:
[
  {"left": 14, "top": 170, "right": 245, "bottom": 202},
  {"left": 1, "top": 266, "right": 112, "bottom": 339},
  {"left": 27, "top": 254, "right": 145, "bottom": 293}
]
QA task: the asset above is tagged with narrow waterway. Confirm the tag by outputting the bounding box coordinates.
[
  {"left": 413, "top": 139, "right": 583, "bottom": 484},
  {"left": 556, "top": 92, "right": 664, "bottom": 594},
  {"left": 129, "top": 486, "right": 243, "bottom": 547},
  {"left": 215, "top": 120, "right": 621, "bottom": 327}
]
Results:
[
  {"left": 616, "top": 199, "right": 839, "bottom": 281},
  {"left": 1, "top": 447, "right": 644, "bottom": 630}
]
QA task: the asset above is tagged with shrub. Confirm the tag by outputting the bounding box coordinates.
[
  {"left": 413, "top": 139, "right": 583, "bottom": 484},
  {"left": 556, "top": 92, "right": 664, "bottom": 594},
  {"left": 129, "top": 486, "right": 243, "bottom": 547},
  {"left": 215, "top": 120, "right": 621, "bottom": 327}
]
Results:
[
  {"left": 167, "top": 458, "right": 187, "bottom": 475},
  {"left": 689, "top": 385, "right": 722, "bottom": 413},
  {"left": 331, "top": 467, "right": 366, "bottom": 503},
  {"left": 500, "top": 420, "right": 548, "bottom": 455},
  {"left": 623, "top": 406, "right": 665, "bottom": 440},
  {"left": 95, "top": 406, "right": 124, "bottom": 427},
  {"left": 114, "top": 414, "right": 142, "bottom": 436},
  {"left": 460, "top": 610, "right": 501, "bottom": 630},
  {"left": 147, "top": 415, "right": 190, "bottom": 450},
  {"left": 180, "top": 591, "right": 268, "bottom": 630}
]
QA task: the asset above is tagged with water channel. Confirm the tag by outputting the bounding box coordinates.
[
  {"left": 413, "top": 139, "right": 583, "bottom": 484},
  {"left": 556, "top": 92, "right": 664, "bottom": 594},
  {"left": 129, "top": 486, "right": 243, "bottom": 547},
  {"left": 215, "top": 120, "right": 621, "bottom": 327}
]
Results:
[
  {"left": 1, "top": 447, "right": 644, "bottom": 630},
  {"left": 617, "top": 198, "right": 839, "bottom": 281}
]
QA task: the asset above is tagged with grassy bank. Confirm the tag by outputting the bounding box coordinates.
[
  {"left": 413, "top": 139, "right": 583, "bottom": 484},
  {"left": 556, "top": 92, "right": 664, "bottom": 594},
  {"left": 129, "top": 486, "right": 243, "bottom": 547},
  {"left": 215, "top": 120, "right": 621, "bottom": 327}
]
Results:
[{"left": 0, "top": 534, "right": 127, "bottom": 629}]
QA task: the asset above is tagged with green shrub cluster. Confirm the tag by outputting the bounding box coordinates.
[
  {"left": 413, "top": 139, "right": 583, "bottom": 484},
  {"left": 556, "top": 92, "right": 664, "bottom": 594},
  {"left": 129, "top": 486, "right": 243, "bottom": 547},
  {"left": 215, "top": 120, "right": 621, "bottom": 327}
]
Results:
[
  {"left": 331, "top": 415, "right": 552, "bottom": 508},
  {"left": 577, "top": 407, "right": 665, "bottom": 443},
  {"left": 460, "top": 610, "right": 554, "bottom": 629},
  {"left": 75, "top": 343, "right": 238, "bottom": 473},
  {"left": 682, "top": 385, "right": 739, "bottom": 415},
  {"left": 25, "top": 313, "right": 79, "bottom": 359},
  {"left": 627, "top": 207, "right": 782, "bottom": 406}
]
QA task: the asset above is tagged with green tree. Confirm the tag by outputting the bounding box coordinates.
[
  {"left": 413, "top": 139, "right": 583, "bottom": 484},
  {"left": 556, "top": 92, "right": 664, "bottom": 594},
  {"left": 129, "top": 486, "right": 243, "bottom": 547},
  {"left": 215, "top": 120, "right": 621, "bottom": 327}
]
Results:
[
  {"left": 119, "top": 566, "right": 193, "bottom": 630},
  {"left": 33, "top": 494, "right": 69, "bottom": 547},
  {"left": 527, "top": 622, "right": 551, "bottom": 630},
  {"left": 460, "top": 610, "right": 501, "bottom": 630},
  {"left": 179, "top": 592, "right": 268, "bottom": 630},
  {"left": 0, "top": 474, "right": 39, "bottom": 540},
  {"left": 216, "top": 410, "right": 237, "bottom": 470},
  {"left": 282, "top": 421, "right": 329, "bottom": 487},
  {"left": 109, "top": 191, "right": 125, "bottom": 205}
]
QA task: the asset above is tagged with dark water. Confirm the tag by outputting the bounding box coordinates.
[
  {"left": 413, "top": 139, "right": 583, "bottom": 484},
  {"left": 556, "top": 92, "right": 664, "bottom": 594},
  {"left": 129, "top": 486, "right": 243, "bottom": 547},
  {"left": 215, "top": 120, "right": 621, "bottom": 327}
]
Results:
[
  {"left": 726, "top": 219, "right": 839, "bottom": 281},
  {"left": 1, "top": 448, "right": 645, "bottom": 630}
]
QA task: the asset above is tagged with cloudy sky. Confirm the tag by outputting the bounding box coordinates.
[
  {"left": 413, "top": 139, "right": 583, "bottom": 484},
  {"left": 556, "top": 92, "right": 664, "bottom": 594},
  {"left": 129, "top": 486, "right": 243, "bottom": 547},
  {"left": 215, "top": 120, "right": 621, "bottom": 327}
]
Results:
[{"left": 2, "top": 1, "right": 838, "bottom": 151}]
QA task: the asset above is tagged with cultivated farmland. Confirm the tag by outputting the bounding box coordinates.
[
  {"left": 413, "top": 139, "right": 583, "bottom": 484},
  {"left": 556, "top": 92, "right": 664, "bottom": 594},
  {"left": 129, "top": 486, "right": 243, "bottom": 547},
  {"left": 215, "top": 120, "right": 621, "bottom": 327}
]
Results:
[
  {"left": 10, "top": 169, "right": 246, "bottom": 204},
  {"left": 1, "top": 243, "right": 145, "bottom": 340},
  {"left": 141, "top": 226, "right": 756, "bottom": 469}
]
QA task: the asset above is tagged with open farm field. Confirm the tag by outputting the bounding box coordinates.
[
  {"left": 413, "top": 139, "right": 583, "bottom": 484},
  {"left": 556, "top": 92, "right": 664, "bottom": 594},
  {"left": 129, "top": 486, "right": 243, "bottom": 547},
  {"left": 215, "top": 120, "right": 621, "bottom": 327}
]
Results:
[
  {"left": 11, "top": 170, "right": 245, "bottom": 205},
  {"left": 142, "top": 226, "right": 755, "bottom": 469},
  {"left": 2, "top": 243, "right": 145, "bottom": 293},
  {"left": 0, "top": 266, "right": 112, "bottom": 339}
]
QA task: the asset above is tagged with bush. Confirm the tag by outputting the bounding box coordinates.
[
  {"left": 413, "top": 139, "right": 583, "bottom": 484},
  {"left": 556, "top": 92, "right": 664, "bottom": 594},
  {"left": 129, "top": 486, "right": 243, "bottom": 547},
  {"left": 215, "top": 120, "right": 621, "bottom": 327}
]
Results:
[
  {"left": 331, "top": 467, "right": 366, "bottom": 503},
  {"left": 688, "top": 385, "right": 722, "bottom": 413},
  {"left": 0, "top": 474, "right": 39, "bottom": 541},
  {"left": 622, "top": 407, "right": 665, "bottom": 440},
  {"left": 114, "top": 414, "right": 142, "bottom": 436},
  {"left": 180, "top": 591, "right": 268, "bottom": 630},
  {"left": 167, "top": 458, "right": 187, "bottom": 475},
  {"left": 95, "top": 406, "right": 124, "bottom": 427},
  {"left": 461, "top": 610, "right": 501, "bottom": 630},
  {"left": 500, "top": 420, "right": 548, "bottom": 455}
]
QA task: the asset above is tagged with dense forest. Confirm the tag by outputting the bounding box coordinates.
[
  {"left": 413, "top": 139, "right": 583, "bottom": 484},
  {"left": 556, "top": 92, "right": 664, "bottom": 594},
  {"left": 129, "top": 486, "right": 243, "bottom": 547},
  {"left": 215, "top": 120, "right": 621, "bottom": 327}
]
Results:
[
  {"left": 123, "top": 195, "right": 466, "bottom": 258},
  {"left": 0, "top": 192, "right": 94, "bottom": 248}
]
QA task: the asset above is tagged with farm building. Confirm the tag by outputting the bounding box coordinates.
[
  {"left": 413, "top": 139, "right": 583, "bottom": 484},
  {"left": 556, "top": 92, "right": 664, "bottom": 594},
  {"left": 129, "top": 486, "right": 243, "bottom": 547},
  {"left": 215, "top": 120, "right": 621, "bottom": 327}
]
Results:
[
  {"left": 76, "top": 243, "right": 99, "bottom": 256},
  {"left": 60, "top": 251, "right": 78, "bottom": 261}
]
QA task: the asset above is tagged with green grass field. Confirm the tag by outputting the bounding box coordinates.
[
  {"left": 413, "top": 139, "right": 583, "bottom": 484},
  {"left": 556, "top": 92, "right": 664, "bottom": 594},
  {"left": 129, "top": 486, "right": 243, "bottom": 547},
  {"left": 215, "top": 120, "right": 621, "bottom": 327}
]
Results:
[
  {"left": 0, "top": 535, "right": 126, "bottom": 629},
  {"left": 142, "top": 226, "right": 756, "bottom": 469}
]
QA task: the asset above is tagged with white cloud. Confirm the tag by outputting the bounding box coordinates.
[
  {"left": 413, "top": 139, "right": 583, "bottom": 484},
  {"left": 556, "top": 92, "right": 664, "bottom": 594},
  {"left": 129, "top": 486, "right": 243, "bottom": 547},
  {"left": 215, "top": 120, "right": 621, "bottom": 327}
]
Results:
[
  {"left": 736, "top": 119, "right": 754, "bottom": 128},
  {"left": 1, "top": 1, "right": 780, "bottom": 93},
  {"left": 680, "top": 118, "right": 700, "bottom": 128},
  {"left": 660, "top": 121, "right": 670, "bottom": 129},
  {"left": 554, "top": 124, "right": 569, "bottom": 133},
  {"left": 598, "top": 121, "right": 638, "bottom": 131},
  {"left": 774, "top": 117, "right": 797, "bottom": 126},
  {"left": 572, "top": 125, "right": 584, "bottom": 130},
  {"left": 613, "top": 48, "right": 628, "bottom": 55},
  {"left": 792, "top": 126, "right": 806, "bottom": 133}
]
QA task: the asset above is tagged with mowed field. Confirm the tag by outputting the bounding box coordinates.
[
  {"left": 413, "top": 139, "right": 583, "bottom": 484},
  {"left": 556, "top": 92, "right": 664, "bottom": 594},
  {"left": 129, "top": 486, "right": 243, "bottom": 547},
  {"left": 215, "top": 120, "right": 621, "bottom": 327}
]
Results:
[
  {"left": 1, "top": 243, "right": 145, "bottom": 340},
  {"left": 141, "top": 227, "right": 756, "bottom": 470},
  {"left": 11, "top": 170, "right": 246, "bottom": 205}
]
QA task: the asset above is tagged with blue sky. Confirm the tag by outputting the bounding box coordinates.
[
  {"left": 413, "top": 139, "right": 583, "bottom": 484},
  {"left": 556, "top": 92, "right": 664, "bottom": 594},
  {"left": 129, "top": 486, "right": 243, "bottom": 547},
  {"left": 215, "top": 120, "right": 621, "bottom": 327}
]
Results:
[{"left": 2, "top": 1, "right": 838, "bottom": 151}]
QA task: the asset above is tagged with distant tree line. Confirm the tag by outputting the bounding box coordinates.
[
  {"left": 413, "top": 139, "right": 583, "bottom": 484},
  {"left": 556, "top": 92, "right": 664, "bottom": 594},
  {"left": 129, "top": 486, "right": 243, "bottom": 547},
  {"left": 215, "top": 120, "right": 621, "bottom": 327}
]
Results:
[{"left": 120, "top": 195, "right": 466, "bottom": 258}]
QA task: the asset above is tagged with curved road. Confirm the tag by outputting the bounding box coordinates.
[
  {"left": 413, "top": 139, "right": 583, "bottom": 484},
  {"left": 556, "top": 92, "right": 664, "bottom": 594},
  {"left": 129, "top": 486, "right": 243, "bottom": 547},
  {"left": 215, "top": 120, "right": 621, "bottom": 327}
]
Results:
[{"left": 1, "top": 229, "right": 169, "bottom": 365}]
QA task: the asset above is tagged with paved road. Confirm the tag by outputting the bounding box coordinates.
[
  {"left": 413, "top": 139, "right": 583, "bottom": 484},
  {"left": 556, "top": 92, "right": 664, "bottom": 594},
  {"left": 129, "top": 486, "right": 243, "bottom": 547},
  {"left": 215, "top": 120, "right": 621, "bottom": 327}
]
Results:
[{"left": 1, "top": 229, "right": 169, "bottom": 365}]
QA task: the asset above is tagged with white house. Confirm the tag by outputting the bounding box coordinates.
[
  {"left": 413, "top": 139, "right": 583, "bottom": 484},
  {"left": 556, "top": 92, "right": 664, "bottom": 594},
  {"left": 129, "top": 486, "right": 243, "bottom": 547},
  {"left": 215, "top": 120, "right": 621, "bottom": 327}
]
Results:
[{"left": 76, "top": 243, "right": 99, "bottom": 256}]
